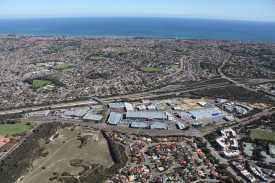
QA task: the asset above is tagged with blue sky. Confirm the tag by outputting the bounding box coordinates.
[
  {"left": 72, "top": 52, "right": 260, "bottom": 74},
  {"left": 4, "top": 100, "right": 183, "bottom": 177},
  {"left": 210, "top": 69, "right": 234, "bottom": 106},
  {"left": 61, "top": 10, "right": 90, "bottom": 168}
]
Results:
[{"left": 0, "top": 0, "right": 275, "bottom": 22}]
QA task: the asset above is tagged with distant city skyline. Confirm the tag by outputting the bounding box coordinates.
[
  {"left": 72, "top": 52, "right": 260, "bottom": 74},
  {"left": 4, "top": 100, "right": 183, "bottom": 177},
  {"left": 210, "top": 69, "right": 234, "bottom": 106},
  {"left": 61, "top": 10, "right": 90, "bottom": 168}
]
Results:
[{"left": 0, "top": 0, "right": 275, "bottom": 22}]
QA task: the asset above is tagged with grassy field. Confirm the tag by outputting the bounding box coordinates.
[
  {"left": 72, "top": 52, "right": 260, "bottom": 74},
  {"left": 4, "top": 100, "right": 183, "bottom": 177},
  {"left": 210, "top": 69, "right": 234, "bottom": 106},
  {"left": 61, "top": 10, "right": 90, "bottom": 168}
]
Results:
[
  {"left": 88, "top": 56, "right": 106, "bottom": 60},
  {"left": 52, "top": 64, "right": 69, "bottom": 70},
  {"left": 169, "top": 64, "right": 179, "bottom": 69},
  {"left": 250, "top": 129, "right": 275, "bottom": 142},
  {"left": 139, "top": 66, "right": 163, "bottom": 72},
  {"left": 32, "top": 80, "right": 52, "bottom": 89},
  {"left": 0, "top": 123, "right": 32, "bottom": 136},
  {"left": 24, "top": 128, "right": 113, "bottom": 183}
]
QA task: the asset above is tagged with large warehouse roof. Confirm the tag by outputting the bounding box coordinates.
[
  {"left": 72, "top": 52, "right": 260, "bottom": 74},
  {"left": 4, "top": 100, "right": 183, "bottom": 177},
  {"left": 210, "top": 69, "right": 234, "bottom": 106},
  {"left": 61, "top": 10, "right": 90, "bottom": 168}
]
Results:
[
  {"left": 124, "top": 103, "right": 134, "bottom": 111},
  {"left": 64, "top": 108, "right": 89, "bottom": 117},
  {"left": 107, "top": 112, "right": 123, "bottom": 125},
  {"left": 188, "top": 107, "right": 221, "bottom": 119},
  {"left": 126, "top": 112, "right": 168, "bottom": 120},
  {"left": 150, "top": 122, "right": 168, "bottom": 130},
  {"left": 108, "top": 103, "right": 125, "bottom": 108},
  {"left": 130, "top": 122, "right": 148, "bottom": 128},
  {"left": 28, "top": 110, "right": 50, "bottom": 116},
  {"left": 83, "top": 112, "right": 103, "bottom": 121}
]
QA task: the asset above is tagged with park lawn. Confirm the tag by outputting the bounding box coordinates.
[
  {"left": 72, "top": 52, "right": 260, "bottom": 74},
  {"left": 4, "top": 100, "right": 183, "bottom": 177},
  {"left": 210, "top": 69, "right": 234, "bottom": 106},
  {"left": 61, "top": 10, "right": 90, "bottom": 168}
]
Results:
[
  {"left": 0, "top": 123, "right": 32, "bottom": 136},
  {"left": 139, "top": 66, "right": 163, "bottom": 72},
  {"left": 52, "top": 64, "right": 69, "bottom": 70},
  {"left": 250, "top": 129, "right": 275, "bottom": 142},
  {"left": 89, "top": 56, "right": 106, "bottom": 60},
  {"left": 169, "top": 64, "right": 179, "bottom": 69},
  {"left": 32, "top": 80, "right": 52, "bottom": 89}
]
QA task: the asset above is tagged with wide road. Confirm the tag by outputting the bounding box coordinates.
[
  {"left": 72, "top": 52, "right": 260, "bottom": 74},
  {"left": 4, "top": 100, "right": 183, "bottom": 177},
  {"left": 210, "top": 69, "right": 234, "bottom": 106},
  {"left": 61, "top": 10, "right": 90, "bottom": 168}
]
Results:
[{"left": 0, "top": 100, "right": 97, "bottom": 115}]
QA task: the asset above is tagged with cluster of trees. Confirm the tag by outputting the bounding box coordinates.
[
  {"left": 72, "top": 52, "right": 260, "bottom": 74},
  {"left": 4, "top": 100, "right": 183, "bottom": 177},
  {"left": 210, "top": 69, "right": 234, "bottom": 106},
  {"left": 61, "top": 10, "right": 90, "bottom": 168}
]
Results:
[
  {"left": 191, "top": 85, "right": 272, "bottom": 104},
  {"left": 0, "top": 123, "right": 67, "bottom": 183},
  {"left": 0, "top": 113, "right": 23, "bottom": 122},
  {"left": 24, "top": 74, "right": 65, "bottom": 88}
]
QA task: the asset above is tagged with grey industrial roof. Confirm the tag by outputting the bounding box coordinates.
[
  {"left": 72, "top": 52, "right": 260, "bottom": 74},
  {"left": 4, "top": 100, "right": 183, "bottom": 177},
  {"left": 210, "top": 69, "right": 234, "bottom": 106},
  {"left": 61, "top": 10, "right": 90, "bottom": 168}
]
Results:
[
  {"left": 83, "top": 112, "right": 103, "bottom": 121},
  {"left": 141, "top": 99, "right": 150, "bottom": 103},
  {"left": 167, "top": 102, "right": 177, "bottom": 105},
  {"left": 177, "top": 112, "right": 191, "bottom": 118},
  {"left": 28, "top": 110, "right": 49, "bottom": 116},
  {"left": 108, "top": 103, "right": 125, "bottom": 108},
  {"left": 126, "top": 112, "right": 168, "bottom": 120},
  {"left": 188, "top": 107, "right": 221, "bottom": 119},
  {"left": 150, "top": 122, "right": 168, "bottom": 129},
  {"left": 124, "top": 103, "right": 134, "bottom": 111},
  {"left": 107, "top": 112, "right": 123, "bottom": 125},
  {"left": 64, "top": 108, "right": 89, "bottom": 117},
  {"left": 130, "top": 122, "right": 148, "bottom": 128},
  {"left": 154, "top": 103, "right": 165, "bottom": 108}
]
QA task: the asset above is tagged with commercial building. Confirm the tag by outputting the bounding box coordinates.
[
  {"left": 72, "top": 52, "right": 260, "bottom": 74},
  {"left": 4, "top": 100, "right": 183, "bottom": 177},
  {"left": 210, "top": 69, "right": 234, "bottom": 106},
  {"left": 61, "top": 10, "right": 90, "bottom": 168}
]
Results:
[
  {"left": 141, "top": 99, "right": 150, "bottom": 103},
  {"left": 167, "top": 102, "right": 177, "bottom": 106},
  {"left": 173, "top": 106, "right": 183, "bottom": 110},
  {"left": 107, "top": 112, "right": 123, "bottom": 125},
  {"left": 150, "top": 123, "right": 168, "bottom": 130},
  {"left": 108, "top": 103, "right": 134, "bottom": 112},
  {"left": 83, "top": 112, "right": 103, "bottom": 121},
  {"left": 136, "top": 105, "right": 146, "bottom": 111},
  {"left": 130, "top": 122, "right": 148, "bottom": 129},
  {"left": 224, "top": 116, "right": 235, "bottom": 121},
  {"left": 153, "top": 103, "right": 166, "bottom": 110},
  {"left": 177, "top": 112, "right": 191, "bottom": 119},
  {"left": 28, "top": 110, "right": 50, "bottom": 116},
  {"left": 177, "top": 123, "right": 185, "bottom": 130},
  {"left": 216, "top": 128, "right": 239, "bottom": 158},
  {"left": 126, "top": 112, "right": 169, "bottom": 121},
  {"left": 188, "top": 107, "right": 221, "bottom": 119},
  {"left": 64, "top": 108, "right": 89, "bottom": 118},
  {"left": 197, "top": 102, "right": 207, "bottom": 107},
  {"left": 147, "top": 104, "right": 156, "bottom": 110}
]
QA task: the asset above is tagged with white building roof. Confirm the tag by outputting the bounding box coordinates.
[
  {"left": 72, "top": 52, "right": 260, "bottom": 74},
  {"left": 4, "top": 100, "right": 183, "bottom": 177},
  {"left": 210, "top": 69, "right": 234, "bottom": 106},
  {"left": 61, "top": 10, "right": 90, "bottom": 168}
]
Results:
[
  {"left": 126, "top": 112, "right": 168, "bottom": 120},
  {"left": 188, "top": 107, "right": 221, "bottom": 119}
]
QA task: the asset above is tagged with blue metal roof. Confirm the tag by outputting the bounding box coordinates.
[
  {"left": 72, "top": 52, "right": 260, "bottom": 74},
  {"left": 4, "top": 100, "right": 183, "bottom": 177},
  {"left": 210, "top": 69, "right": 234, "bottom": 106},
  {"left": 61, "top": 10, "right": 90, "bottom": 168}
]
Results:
[
  {"left": 188, "top": 107, "right": 221, "bottom": 119},
  {"left": 126, "top": 112, "right": 168, "bottom": 120},
  {"left": 130, "top": 122, "right": 148, "bottom": 128},
  {"left": 107, "top": 112, "right": 123, "bottom": 125},
  {"left": 150, "top": 122, "right": 168, "bottom": 129}
]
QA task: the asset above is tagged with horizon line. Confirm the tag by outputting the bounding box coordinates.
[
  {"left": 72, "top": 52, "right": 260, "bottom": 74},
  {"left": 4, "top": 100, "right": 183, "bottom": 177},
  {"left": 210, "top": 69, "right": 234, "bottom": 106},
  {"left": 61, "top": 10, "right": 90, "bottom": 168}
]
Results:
[{"left": 0, "top": 15, "right": 275, "bottom": 23}]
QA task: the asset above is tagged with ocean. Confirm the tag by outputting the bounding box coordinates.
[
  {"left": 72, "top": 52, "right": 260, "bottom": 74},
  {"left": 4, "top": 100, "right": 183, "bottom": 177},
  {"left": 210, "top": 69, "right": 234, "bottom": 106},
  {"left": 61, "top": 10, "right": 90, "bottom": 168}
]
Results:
[{"left": 0, "top": 17, "right": 275, "bottom": 42}]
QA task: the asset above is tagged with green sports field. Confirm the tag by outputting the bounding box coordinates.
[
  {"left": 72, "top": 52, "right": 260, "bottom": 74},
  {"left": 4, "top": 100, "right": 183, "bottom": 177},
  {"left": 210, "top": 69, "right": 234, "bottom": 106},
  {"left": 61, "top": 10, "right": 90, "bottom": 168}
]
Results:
[
  {"left": 52, "top": 64, "right": 69, "bottom": 70},
  {"left": 32, "top": 80, "right": 52, "bottom": 89},
  {"left": 250, "top": 129, "right": 275, "bottom": 142},
  {"left": 139, "top": 66, "right": 163, "bottom": 72},
  {"left": 88, "top": 56, "right": 106, "bottom": 60},
  {"left": 0, "top": 123, "right": 32, "bottom": 136}
]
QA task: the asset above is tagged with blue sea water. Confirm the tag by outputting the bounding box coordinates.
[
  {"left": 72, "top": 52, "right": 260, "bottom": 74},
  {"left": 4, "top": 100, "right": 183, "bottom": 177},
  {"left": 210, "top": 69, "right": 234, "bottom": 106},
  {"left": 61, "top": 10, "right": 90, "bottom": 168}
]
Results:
[{"left": 0, "top": 17, "right": 275, "bottom": 42}]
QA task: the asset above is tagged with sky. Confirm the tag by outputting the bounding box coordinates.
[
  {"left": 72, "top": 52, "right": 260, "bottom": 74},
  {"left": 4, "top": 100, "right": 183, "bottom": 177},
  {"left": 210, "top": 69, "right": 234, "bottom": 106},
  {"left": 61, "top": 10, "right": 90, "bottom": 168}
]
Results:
[{"left": 0, "top": 0, "right": 275, "bottom": 22}]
